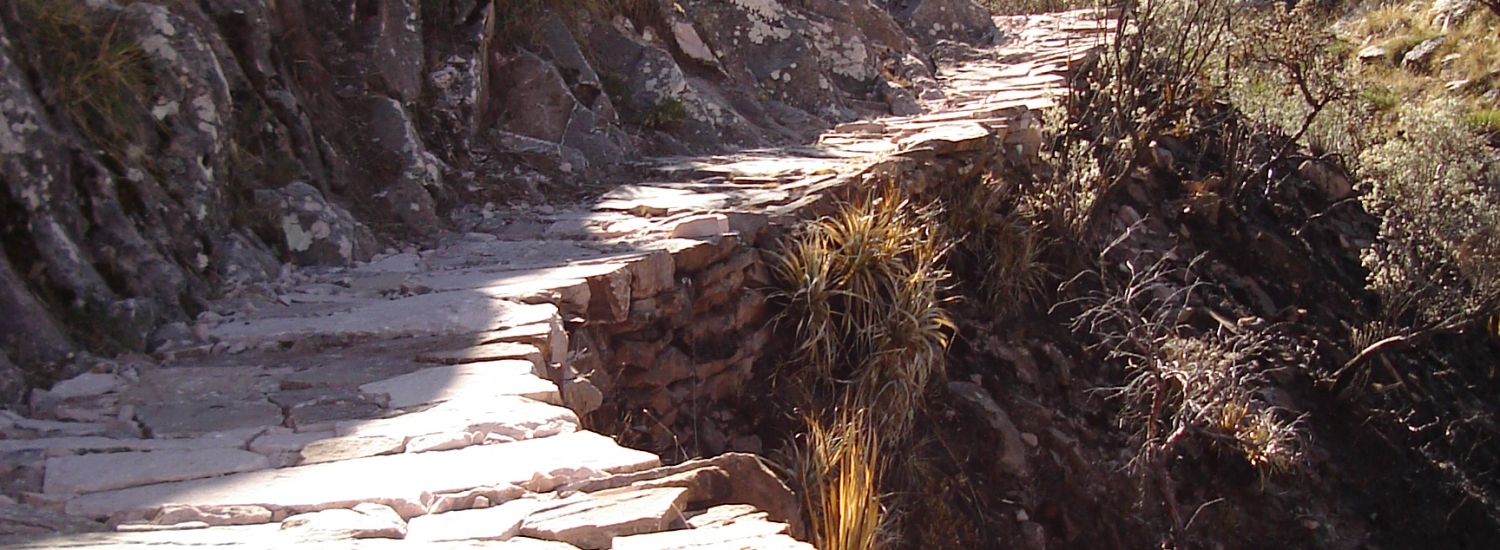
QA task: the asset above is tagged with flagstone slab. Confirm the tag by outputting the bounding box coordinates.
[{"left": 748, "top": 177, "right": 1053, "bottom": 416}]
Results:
[
  {"left": 417, "top": 342, "right": 544, "bottom": 369},
  {"left": 64, "top": 431, "right": 659, "bottom": 521},
  {"left": 405, "top": 497, "right": 539, "bottom": 542},
  {"left": 335, "top": 396, "right": 577, "bottom": 444},
  {"left": 136, "top": 400, "right": 283, "bottom": 439},
  {"left": 0, "top": 429, "right": 261, "bottom": 455},
  {"left": 44, "top": 449, "right": 271, "bottom": 496},
  {"left": 280, "top": 502, "right": 407, "bottom": 540},
  {"left": 207, "top": 292, "right": 559, "bottom": 348},
  {"left": 358, "top": 361, "right": 559, "bottom": 409},
  {"left": 520, "top": 487, "right": 691, "bottom": 549},
  {"left": 298, "top": 435, "right": 407, "bottom": 465}
]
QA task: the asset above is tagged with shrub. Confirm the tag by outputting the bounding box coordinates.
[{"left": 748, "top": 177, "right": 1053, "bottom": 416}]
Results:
[
  {"left": 1063, "top": 241, "right": 1304, "bottom": 533},
  {"left": 1345, "top": 101, "right": 1500, "bottom": 376}
]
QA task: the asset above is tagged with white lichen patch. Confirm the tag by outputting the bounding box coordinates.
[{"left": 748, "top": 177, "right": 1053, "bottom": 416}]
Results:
[
  {"left": 730, "top": 0, "right": 792, "bottom": 44},
  {"left": 151, "top": 100, "right": 180, "bottom": 121},
  {"left": 146, "top": 6, "right": 176, "bottom": 37},
  {"left": 140, "top": 34, "right": 180, "bottom": 64},
  {"left": 192, "top": 95, "right": 220, "bottom": 142},
  {"left": 811, "top": 23, "right": 872, "bottom": 81},
  {"left": 0, "top": 112, "right": 27, "bottom": 155},
  {"left": 280, "top": 215, "right": 329, "bottom": 252}
]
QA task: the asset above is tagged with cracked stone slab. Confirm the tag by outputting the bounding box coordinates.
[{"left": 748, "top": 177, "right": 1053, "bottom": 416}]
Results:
[
  {"left": 359, "top": 361, "right": 559, "bottom": 409},
  {"left": 137, "top": 400, "right": 283, "bottom": 439},
  {"left": 279, "top": 502, "right": 407, "bottom": 540},
  {"left": 405, "top": 497, "right": 539, "bottom": 542},
  {"left": 44, "top": 448, "right": 271, "bottom": 496},
  {"left": 298, "top": 435, "right": 407, "bottom": 465},
  {"left": 335, "top": 396, "right": 578, "bottom": 445},
  {"left": 64, "top": 431, "right": 660, "bottom": 521},
  {"left": 520, "top": 487, "right": 691, "bottom": 549},
  {"left": 612, "top": 503, "right": 810, "bottom": 550},
  {"left": 0, "top": 428, "right": 262, "bottom": 455},
  {"left": 0, "top": 526, "right": 587, "bottom": 547}
]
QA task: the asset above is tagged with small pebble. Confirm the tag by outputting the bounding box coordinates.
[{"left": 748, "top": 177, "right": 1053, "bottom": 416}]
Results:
[
  {"left": 1016, "top": 509, "right": 1029, "bottom": 522},
  {"left": 1021, "top": 432, "right": 1039, "bottom": 447}
]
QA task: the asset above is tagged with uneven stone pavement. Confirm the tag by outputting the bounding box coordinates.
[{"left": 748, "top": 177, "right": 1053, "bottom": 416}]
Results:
[{"left": 0, "top": 11, "right": 1110, "bottom": 549}]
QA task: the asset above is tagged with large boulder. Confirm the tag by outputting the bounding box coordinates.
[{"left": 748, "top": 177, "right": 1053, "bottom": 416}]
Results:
[
  {"left": 254, "top": 182, "right": 378, "bottom": 266},
  {"left": 884, "top": 0, "right": 1001, "bottom": 45},
  {"left": 493, "top": 50, "right": 629, "bottom": 170}
]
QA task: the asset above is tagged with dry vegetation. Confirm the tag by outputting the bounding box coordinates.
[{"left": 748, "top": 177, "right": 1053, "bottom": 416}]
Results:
[
  {"left": 17, "top": 0, "right": 151, "bottom": 161},
  {"left": 677, "top": 0, "right": 1498, "bottom": 546}
]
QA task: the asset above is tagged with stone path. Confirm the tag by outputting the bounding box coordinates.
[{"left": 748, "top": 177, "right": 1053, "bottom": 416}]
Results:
[{"left": 0, "top": 11, "right": 1110, "bottom": 549}]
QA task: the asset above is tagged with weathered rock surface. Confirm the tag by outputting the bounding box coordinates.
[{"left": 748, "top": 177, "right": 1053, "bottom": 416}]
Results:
[
  {"left": 357, "top": 361, "right": 559, "bottom": 408},
  {"left": 280, "top": 502, "right": 408, "bottom": 540},
  {"left": 520, "top": 487, "right": 691, "bottom": 549},
  {"left": 254, "top": 182, "right": 378, "bottom": 266},
  {"left": 612, "top": 504, "right": 813, "bottom": 550},
  {"left": 406, "top": 498, "right": 538, "bottom": 542}
]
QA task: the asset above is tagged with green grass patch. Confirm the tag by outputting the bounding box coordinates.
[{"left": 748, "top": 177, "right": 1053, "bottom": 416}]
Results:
[
  {"left": 1465, "top": 108, "right": 1500, "bottom": 133},
  {"left": 1359, "top": 85, "right": 1399, "bottom": 112}
]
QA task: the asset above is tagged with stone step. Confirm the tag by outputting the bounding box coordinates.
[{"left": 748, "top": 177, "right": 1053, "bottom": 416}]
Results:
[
  {"left": 63, "top": 431, "right": 659, "bottom": 522},
  {"left": 358, "top": 361, "right": 559, "bottom": 409},
  {"left": 206, "top": 291, "right": 560, "bottom": 350}
]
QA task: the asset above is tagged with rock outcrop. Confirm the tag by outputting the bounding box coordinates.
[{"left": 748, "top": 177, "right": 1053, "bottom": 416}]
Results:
[{"left": 0, "top": 0, "right": 1001, "bottom": 381}]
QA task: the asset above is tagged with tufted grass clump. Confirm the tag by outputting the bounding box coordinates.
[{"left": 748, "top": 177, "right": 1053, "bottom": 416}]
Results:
[
  {"left": 788, "top": 407, "right": 885, "bottom": 550},
  {"left": 941, "top": 174, "right": 1052, "bottom": 316},
  {"left": 772, "top": 184, "right": 953, "bottom": 441},
  {"left": 1466, "top": 108, "right": 1500, "bottom": 134},
  {"left": 19, "top": 0, "right": 150, "bottom": 160}
]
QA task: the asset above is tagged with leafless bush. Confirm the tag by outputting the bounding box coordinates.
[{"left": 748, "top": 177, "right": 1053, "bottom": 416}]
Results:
[{"left": 1061, "top": 229, "right": 1305, "bottom": 534}]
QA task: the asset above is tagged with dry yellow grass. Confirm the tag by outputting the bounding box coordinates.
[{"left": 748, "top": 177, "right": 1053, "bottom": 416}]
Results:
[
  {"left": 1341, "top": 2, "right": 1500, "bottom": 115},
  {"left": 798, "top": 409, "right": 884, "bottom": 550}
]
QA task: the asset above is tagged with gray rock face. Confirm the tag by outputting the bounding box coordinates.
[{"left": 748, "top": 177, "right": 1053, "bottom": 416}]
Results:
[
  {"left": 0, "top": 253, "right": 71, "bottom": 373},
  {"left": 43, "top": 448, "right": 271, "bottom": 496},
  {"left": 887, "top": 0, "right": 1001, "bottom": 45},
  {"left": 0, "top": 353, "right": 26, "bottom": 407},
  {"left": 254, "top": 182, "right": 377, "bottom": 266},
  {"left": 0, "top": 0, "right": 1006, "bottom": 394},
  {"left": 493, "top": 51, "right": 628, "bottom": 171},
  {"left": 1403, "top": 35, "right": 1447, "bottom": 70},
  {"left": 362, "top": 97, "right": 447, "bottom": 237}
]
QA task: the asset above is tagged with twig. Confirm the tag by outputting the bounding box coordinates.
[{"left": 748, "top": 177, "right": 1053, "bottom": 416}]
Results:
[{"left": 1184, "top": 497, "right": 1227, "bottom": 532}]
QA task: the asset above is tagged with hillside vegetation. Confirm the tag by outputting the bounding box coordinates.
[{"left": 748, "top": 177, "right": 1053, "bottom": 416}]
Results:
[{"left": 761, "top": 1, "right": 1500, "bottom": 548}]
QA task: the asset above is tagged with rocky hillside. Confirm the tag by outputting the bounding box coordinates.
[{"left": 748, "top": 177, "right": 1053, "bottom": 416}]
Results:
[{"left": 0, "top": 0, "right": 999, "bottom": 394}]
